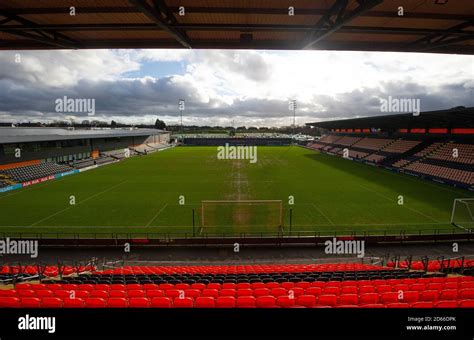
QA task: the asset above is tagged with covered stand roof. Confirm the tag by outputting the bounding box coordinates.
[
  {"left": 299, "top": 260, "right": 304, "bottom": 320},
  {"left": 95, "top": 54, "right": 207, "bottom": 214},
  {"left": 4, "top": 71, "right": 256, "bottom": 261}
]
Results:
[
  {"left": 0, "top": 0, "right": 472, "bottom": 54},
  {"left": 0, "top": 127, "right": 166, "bottom": 144},
  {"left": 306, "top": 107, "right": 474, "bottom": 130}
]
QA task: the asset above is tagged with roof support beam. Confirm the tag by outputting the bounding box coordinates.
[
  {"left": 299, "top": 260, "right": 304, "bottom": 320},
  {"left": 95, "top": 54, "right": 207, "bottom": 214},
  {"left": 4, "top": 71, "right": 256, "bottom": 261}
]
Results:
[
  {"left": 0, "top": 12, "right": 78, "bottom": 48},
  {"left": 3, "top": 7, "right": 471, "bottom": 22},
  {"left": 128, "top": 0, "right": 191, "bottom": 48},
  {"left": 407, "top": 21, "right": 474, "bottom": 52},
  {"left": 302, "top": 0, "right": 383, "bottom": 50},
  {"left": 4, "top": 23, "right": 474, "bottom": 39}
]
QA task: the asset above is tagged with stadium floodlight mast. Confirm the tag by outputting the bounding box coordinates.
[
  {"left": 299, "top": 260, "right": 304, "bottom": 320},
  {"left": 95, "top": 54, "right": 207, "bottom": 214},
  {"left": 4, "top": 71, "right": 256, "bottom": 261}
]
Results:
[
  {"left": 178, "top": 99, "right": 185, "bottom": 136},
  {"left": 289, "top": 99, "right": 297, "bottom": 132}
]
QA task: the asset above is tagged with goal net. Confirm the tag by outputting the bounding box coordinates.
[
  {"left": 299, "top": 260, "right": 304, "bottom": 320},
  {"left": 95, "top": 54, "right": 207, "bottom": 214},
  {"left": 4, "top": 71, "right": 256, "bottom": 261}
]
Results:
[
  {"left": 451, "top": 198, "right": 474, "bottom": 231},
  {"left": 200, "top": 200, "right": 283, "bottom": 233}
]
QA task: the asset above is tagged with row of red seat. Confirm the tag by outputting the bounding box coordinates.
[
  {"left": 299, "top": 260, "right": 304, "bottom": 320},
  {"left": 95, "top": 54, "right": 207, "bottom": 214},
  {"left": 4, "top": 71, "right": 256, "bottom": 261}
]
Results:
[
  {"left": 95, "top": 263, "right": 387, "bottom": 275},
  {"left": 8, "top": 275, "right": 473, "bottom": 293},
  {"left": 0, "top": 265, "right": 94, "bottom": 276},
  {"left": 2, "top": 295, "right": 473, "bottom": 308},
  {"left": 3, "top": 286, "right": 473, "bottom": 301}
]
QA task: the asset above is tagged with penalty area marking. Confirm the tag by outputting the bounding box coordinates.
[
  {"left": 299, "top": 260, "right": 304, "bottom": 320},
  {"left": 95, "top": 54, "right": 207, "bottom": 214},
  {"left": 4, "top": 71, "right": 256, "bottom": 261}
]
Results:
[
  {"left": 29, "top": 180, "right": 128, "bottom": 227},
  {"left": 145, "top": 203, "right": 169, "bottom": 227}
]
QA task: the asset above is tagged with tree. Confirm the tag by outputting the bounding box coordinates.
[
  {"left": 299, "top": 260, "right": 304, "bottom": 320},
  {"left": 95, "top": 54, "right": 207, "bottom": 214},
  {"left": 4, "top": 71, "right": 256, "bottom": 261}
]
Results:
[
  {"left": 154, "top": 119, "right": 166, "bottom": 129},
  {"left": 111, "top": 120, "right": 117, "bottom": 128}
]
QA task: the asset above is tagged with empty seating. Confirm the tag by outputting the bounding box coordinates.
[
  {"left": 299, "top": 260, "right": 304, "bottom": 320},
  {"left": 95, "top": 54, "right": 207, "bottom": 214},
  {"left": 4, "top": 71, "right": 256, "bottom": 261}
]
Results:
[
  {"left": 382, "top": 139, "right": 421, "bottom": 154},
  {"left": 0, "top": 162, "right": 73, "bottom": 183},
  {"left": 0, "top": 262, "right": 473, "bottom": 308},
  {"left": 352, "top": 138, "right": 393, "bottom": 151}
]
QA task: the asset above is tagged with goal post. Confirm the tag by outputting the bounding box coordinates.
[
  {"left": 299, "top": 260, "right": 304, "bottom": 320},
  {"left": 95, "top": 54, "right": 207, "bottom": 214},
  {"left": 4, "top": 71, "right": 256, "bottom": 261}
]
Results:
[
  {"left": 451, "top": 198, "right": 474, "bottom": 231},
  {"left": 200, "top": 200, "right": 283, "bottom": 232}
]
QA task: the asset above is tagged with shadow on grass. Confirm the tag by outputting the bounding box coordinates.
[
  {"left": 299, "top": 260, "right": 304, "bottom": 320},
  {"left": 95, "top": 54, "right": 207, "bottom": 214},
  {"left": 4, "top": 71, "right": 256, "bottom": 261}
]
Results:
[{"left": 302, "top": 151, "right": 471, "bottom": 214}]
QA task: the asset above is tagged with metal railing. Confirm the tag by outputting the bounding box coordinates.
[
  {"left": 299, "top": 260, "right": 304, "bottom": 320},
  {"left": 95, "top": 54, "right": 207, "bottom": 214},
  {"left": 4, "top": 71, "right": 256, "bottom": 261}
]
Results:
[{"left": 0, "top": 226, "right": 471, "bottom": 240}]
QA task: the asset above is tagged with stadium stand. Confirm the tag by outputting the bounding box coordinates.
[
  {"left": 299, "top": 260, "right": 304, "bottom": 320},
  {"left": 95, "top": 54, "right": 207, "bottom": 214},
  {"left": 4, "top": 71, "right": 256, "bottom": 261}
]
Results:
[
  {"left": 1, "top": 262, "right": 473, "bottom": 308},
  {"left": 0, "top": 162, "right": 72, "bottom": 183},
  {"left": 334, "top": 136, "right": 362, "bottom": 147},
  {"left": 352, "top": 137, "right": 393, "bottom": 151},
  {"left": 307, "top": 132, "right": 473, "bottom": 187},
  {"left": 425, "top": 142, "right": 474, "bottom": 165}
]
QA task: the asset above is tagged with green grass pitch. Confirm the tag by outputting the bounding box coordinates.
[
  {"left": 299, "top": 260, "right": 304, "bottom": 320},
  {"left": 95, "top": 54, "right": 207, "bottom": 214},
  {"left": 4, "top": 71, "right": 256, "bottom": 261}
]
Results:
[{"left": 0, "top": 146, "right": 472, "bottom": 238}]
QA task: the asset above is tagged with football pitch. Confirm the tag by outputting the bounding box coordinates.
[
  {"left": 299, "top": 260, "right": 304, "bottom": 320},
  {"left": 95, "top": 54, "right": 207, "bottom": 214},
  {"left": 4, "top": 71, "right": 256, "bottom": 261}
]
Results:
[{"left": 0, "top": 146, "right": 472, "bottom": 238}]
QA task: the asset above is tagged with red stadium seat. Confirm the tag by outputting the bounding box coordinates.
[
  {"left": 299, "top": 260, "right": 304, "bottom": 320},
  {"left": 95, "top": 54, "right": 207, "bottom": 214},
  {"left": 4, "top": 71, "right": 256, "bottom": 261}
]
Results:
[
  {"left": 95, "top": 284, "right": 111, "bottom": 291},
  {"left": 21, "top": 297, "right": 41, "bottom": 308},
  {"left": 339, "top": 294, "right": 358, "bottom": 305},
  {"left": 435, "top": 301, "right": 458, "bottom": 308},
  {"left": 276, "top": 296, "right": 295, "bottom": 307},
  {"left": 237, "top": 296, "right": 256, "bottom": 308},
  {"left": 129, "top": 297, "right": 150, "bottom": 308},
  {"left": 254, "top": 288, "right": 271, "bottom": 297},
  {"left": 85, "top": 298, "right": 107, "bottom": 308},
  {"left": 265, "top": 282, "right": 280, "bottom": 289},
  {"left": 271, "top": 288, "right": 287, "bottom": 297},
  {"left": 420, "top": 290, "right": 438, "bottom": 302},
  {"left": 439, "top": 290, "right": 457, "bottom": 301},
  {"left": 359, "top": 293, "right": 379, "bottom": 305},
  {"left": 317, "top": 295, "right": 337, "bottom": 307},
  {"left": 216, "top": 296, "right": 236, "bottom": 308},
  {"left": 173, "top": 297, "right": 193, "bottom": 308},
  {"left": 15, "top": 283, "right": 31, "bottom": 290},
  {"left": 150, "top": 297, "right": 172, "bottom": 308},
  {"left": 236, "top": 283, "right": 251, "bottom": 289},
  {"left": 90, "top": 290, "right": 109, "bottom": 299},
  {"left": 36, "top": 290, "right": 55, "bottom": 298},
  {"left": 107, "top": 297, "right": 129, "bottom": 308},
  {"left": 111, "top": 284, "right": 126, "bottom": 290},
  {"left": 359, "top": 286, "right": 376, "bottom": 294},
  {"left": 63, "top": 298, "right": 85, "bottom": 308},
  {"left": 143, "top": 284, "right": 159, "bottom": 290},
  {"left": 256, "top": 296, "right": 276, "bottom": 308},
  {"left": 201, "top": 289, "right": 219, "bottom": 298},
  {"left": 237, "top": 289, "right": 253, "bottom": 297},
  {"left": 219, "top": 289, "right": 235, "bottom": 297},
  {"left": 222, "top": 283, "right": 236, "bottom": 290},
  {"left": 126, "top": 284, "right": 143, "bottom": 290},
  {"left": 459, "top": 300, "right": 474, "bottom": 308},
  {"left": 41, "top": 297, "right": 63, "bottom": 308},
  {"left": 73, "top": 290, "right": 90, "bottom": 299},
  {"left": 109, "top": 290, "right": 127, "bottom": 298},
  {"left": 459, "top": 289, "right": 474, "bottom": 299},
  {"left": 0, "top": 297, "right": 21, "bottom": 308},
  {"left": 250, "top": 282, "right": 265, "bottom": 289},
  {"left": 146, "top": 290, "right": 164, "bottom": 298},
  {"left": 17, "top": 290, "right": 36, "bottom": 297},
  {"left": 0, "top": 290, "right": 17, "bottom": 297},
  {"left": 400, "top": 291, "right": 419, "bottom": 304},
  {"left": 380, "top": 292, "right": 399, "bottom": 304},
  {"left": 195, "top": 297, "right": 215, "bottom": 308},
  {"left": 376, "top": 285, "right": 392, "bottom": 293},
  {"left": 323, "top": 287, "right": 340, "bottom": 295},
  {"left": 297, "top": 295, "right": 316, "bottom": 307},
  {"left": 77, "top": 284, "right": 95, "bottom": 291},
  {"left": 341, "top": 286, "right": 358, "bottom": 295},
  {"left": 165, "top": 289, "right": 182, "bottom": 298},
  {"left": 127, "top": 290, "right": 146, "bottom": 298}
]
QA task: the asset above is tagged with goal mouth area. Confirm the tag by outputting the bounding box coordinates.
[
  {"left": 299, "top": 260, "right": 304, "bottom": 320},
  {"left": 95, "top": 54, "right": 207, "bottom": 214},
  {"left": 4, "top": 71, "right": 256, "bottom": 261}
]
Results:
[
  {"left": 451, "top": 198, "right": 474, "bottom": 232},
  {"left": 200, "top": 200, "right": 284, "bottom": 232}
]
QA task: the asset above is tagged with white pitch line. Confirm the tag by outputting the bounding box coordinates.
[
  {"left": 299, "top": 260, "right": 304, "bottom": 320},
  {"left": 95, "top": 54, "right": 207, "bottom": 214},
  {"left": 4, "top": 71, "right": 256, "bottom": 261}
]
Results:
[
  {"left": 29, "top": 180, "right": 128, "bottom": 227},
  {"left": 354, "top": 181, "right": 440, "bottom": 223},
  {"left": 145, "top": 203, "right": 168, "bottom": 227},
  {"left": 311, "top": 203, "right": 335, "bottom": 226}
]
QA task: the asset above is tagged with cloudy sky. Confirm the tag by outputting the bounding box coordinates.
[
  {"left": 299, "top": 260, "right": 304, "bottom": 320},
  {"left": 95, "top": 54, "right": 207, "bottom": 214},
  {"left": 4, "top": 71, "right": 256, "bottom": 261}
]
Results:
[{"left": 0, "top": 49, "right": 472, "bottom": 127}]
